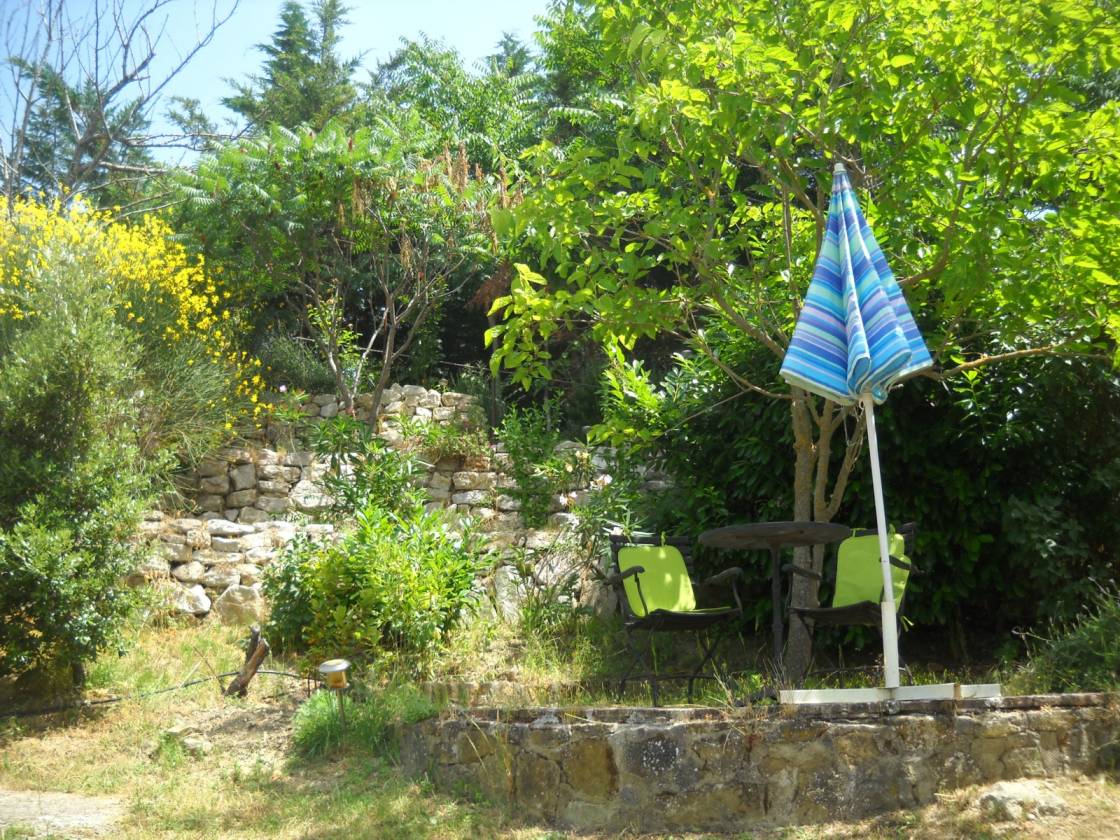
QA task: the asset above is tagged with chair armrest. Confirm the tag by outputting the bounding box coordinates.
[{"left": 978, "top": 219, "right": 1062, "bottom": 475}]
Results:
[
  {"left": 782, "top": 563, "right": 822, "bottom": 582},
  {"left": 889, "top": 557, "right": 921, "bottom": 575},
  {"left": 702, "top": 567, "right": 743, "bottom": 587},
  {"left": 604, "top": 565, "right": 644, "bottom": 586}
]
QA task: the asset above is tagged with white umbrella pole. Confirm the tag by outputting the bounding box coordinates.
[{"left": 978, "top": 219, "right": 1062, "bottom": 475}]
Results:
[{"left": 861, "top": 393, "right": 901, "bottom": 689}]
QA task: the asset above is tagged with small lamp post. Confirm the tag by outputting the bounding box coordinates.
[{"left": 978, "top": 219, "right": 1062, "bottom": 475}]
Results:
[{"left": 318, "top": 658, "right": 351, "bottom": 727}]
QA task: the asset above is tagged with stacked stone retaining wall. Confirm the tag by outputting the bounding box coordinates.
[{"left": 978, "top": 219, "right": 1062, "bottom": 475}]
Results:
[
  {"left": 139, "top": 384, "right": 664, "bottom": 620},
  {"left": 399, "top": 693, "right": 1120, "bottom": 833}
]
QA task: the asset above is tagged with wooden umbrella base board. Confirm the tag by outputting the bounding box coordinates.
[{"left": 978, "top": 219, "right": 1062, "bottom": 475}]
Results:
[{"left": 779, "top": 682, "right": 1002, "bottom": 705}]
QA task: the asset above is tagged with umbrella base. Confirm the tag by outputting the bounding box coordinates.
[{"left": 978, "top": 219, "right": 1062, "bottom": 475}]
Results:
[{"left": 779, "top": 682, "right": 1001, "bottom": 705}]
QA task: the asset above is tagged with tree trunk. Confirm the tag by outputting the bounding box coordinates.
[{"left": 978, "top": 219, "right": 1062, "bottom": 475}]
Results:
[{"left": 783, "top": 391, "right": 819, "bottom": 682}]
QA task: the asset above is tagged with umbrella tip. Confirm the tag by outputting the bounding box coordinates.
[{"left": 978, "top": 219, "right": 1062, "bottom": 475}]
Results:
[{"left": 833, "top": 162, "right": 847, "bottom": 174}]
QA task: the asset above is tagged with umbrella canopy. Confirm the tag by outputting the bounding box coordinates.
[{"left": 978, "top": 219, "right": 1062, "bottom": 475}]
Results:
[
  {"left": 781, "top": 164, "right": 932, "bottom": 404},
  {"left": 779, "top": 163, "right": 933, "bottom": 689}
]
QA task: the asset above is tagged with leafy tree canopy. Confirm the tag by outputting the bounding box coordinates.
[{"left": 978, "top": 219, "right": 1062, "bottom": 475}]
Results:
[{"left": 224, "top": 0, "right": 361, "bottom": 130}]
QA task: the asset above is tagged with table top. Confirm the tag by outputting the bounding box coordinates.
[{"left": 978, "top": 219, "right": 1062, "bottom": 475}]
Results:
[{"left": 698, "top": 520, "right": 850, "bottom": 551}]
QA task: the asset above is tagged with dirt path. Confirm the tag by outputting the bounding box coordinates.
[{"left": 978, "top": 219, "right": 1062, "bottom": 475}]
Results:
[{"left": 0, "top": 788, "right": 122, "bottom": 838}]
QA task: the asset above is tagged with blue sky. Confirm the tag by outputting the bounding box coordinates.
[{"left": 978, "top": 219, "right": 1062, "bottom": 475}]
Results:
[{"left": 152, "top": 0, "right": 551, "bottom": 150}]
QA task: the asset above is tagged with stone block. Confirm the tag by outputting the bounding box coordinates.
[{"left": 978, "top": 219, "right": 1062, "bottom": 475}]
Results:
[
  {"left": 414, "top": 406, "right": 433, "bottom": 419},
  {"left": 213, "top": 585, "right": 266, "bottom": 625},
  {"left": 237, "top": 564, "right": 262, "bottom": 586},
  {"left": 243, "top": 547, "right": 276, "bottom": 565},
  {"left": 238, "top": 506, "right": 271, "bottom": 525},
  {"left": 429, "top": 472, "right": 452, "bottom": 490},
  {"left": 320, "top": 402, "right": 339, "bottom": 419},
  {"left": 201, "top": 564, "right": 240, "bottom": 590},
  {"left": 256, "top": 449, "right": 281, "bottom": 465},
  {"left": 155, "top": 541, "right": 191, "bottom": 564},
  {"left": 217, "top": 447, "right": 254, "bottom": 464},
  {"left": 452, "top": 490, "right": 491, "bottom": 506},
  {"left": 452, "top": 471, "right": 495, "bottom": 491},
  {"left": 230, "top": 463, "right": 257, "bottom": 491},
  {"left": 127, "top": 553, "right": 170, "bottom": 585},
  {"left": 433, "top": 406, "right": 455, "bottom": 421},
  {"left": 495, "top": 495, "right": 521, "bottom": 512},
  {"left": 197, "top": 459, "right": 227, "bottom": 478},
  {"left": 198, "top": 478, "right": 228, "bottom": 501},
  {"left": 173, "top": 584, "right": 211, "bottom": 616},
  {"left": 223, "top": 509, "right": 240, "bottom": 522},
  {"left": 260, "top": 464, "right": 301, "bottom": 482},
  {"left": 441, "top": 391, "right": 469, "bottom": 407},
  {"left": 290, "top": 479, "right": 330, "bottom": 512},
  {"left": 258, "top": 480, "right": 290, "bottom": 495},
  {"left": 548, "top": 512, "right": 580, "bottom": 529},
  {"left": 281, "top": 451, "right": 313, "bottom": 467},
  {"left": 463, "top": 453, "right": 492, "bottom": 471},
  {"left": 225, "top": 488, "right": 257, "bottom": 507},
  {"left": 172, "top": 517, "right": 204, "bottom": 532},
  {"left": 206, "top": 519, "right": 254, "bottom": 537},
  {"left": 172, "top": 561, "right": 205, "bottom": 584},
  {"left": 483, "top": 532, "right": 524, "bottom": 550},
  {"left": 427, "top": 487, "right": 450, "bottom": 502},
  {"left": 478, "top": 512, "right": 523, "bottom": 533},
  {"left": 211, "top": 536, "right": 243, "bottom": 553},
  {"left": 255, "top": 495, "right": 289, "bottom": 514}
]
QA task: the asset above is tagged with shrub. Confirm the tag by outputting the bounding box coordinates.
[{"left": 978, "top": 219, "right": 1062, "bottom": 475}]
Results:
[
  {"left": 306, "top": 416, "right": 427, "bottom": 519},
  {"left": 1014, "top": 586, "right": 1120, "bottom": 693},
  {"left": 264, "top": 508, "right": 483, "bottom": 667},
  {"left": 0, "top": 197, "right": 261, "bottom": 465},
  {"left": 497, "top": 404, "right": 591, "bottom": 527},
  {"left": 257, "top": 333, "right": 336, "bottom": 393},
  {"left": 0, "top": 257, "right": 150, "bottom": 682}
]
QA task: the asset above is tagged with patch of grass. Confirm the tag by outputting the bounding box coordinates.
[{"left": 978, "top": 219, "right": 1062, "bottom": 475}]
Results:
[{"left": 292, "top": 683, "right": 439, "bottom": 760}]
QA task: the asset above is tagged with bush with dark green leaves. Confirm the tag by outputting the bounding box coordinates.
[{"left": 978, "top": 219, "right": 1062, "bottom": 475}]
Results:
[
  {"left": 0, "top": 260, "right": 151, "bottom": 683},
  {"left": 1016, "top": 587, "right": 1120, "bottom": 693}
]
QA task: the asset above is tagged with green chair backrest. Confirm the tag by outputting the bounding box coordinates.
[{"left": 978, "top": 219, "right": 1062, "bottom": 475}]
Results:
[
  {"left": 617, "top": 545, "right": 695, "bottom": 617},
  {"left": 831, "top": 530, "right": 909, "bottom": 609}
]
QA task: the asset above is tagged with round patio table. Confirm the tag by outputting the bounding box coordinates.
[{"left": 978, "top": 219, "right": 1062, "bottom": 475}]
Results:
[{"left": 698, "top": 521, "right": 850, "bottom": 669}]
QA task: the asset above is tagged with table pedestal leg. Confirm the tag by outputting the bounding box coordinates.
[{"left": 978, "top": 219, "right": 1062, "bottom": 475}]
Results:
[{"left": 770, "top": 546, "right": 783, "bottom": 672}]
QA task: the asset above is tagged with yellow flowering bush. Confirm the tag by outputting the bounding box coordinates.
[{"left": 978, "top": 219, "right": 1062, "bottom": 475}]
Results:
[{"left": 0, "top": 197, "right": 262, "bottom": 460}]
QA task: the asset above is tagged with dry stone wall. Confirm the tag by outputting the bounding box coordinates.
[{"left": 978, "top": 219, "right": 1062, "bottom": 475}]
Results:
[
  {"left": 400, "top": 694, "right": 1120, "bottom": 833},
  {"left": 139, "top": 384, "right": 664, "bottom": 621}
]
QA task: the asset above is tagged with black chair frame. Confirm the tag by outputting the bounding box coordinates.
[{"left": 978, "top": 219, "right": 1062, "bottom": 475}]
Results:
[
  {"left": 785, "top": 522, "right": 920, "bottom": 679},
  {"left": 607, "top": 534, "right": 744, "bottom": 705}
]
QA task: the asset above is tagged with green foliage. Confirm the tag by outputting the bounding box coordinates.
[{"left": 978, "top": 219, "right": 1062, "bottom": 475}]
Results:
[
  {"left": 292, "top": 683, "right": 438, "bottom": 760},
  {"left": 0, "top": 259, "right": 149, "bottom": 680},
  {"left": 265, "top": 414, "right": 481, "bottom": 665},
  {"left": 496, "top": 404, "right": 592, "bottom": 527},
  {"left": 395, "top": 414, "right": 490, "bottom": 463},
  {"left": 263, "top": 507, "right": 483, "bottom": 667},
  {"left": 306, "top": 416, "right": 427, "bottom": 519},
  {"left": 223, "top": 0, "right": 360, "bottom": 130},
  {"left": 258, "top": 532, "right": 320, "bottom": 653},
  {"left": 1014, "top": 586, "right": 1120, "bottom": 693},
  {"left": 258, "top": 333, "right": 336, "bottom": 393},
  {"left": 493, "top": 0, "right": 1120, "bottom": 385},
  {"left": 178, "top": 119, "right": 498, "bottom": 409},
  {"left": 371, "top": 35, "right": 544, "bottom": 172}
]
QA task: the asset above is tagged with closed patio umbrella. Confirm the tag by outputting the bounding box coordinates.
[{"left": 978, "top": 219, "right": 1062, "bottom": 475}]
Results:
[{"left": 779, "top": 163, "right": 933, "bottom": 689}]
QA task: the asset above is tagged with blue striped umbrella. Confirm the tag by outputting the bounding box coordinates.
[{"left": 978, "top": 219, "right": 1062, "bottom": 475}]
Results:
[{"left": 779, "top": 163, "right": 933, "bottom": 689}]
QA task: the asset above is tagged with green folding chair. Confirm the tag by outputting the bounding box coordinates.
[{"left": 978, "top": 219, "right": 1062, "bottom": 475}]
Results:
[
  {"left": 786, "top": 523, "right": 919, "bottom": 673},
  {"left": 607, "top": 534, "right": 743, "bottom": 705}
]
